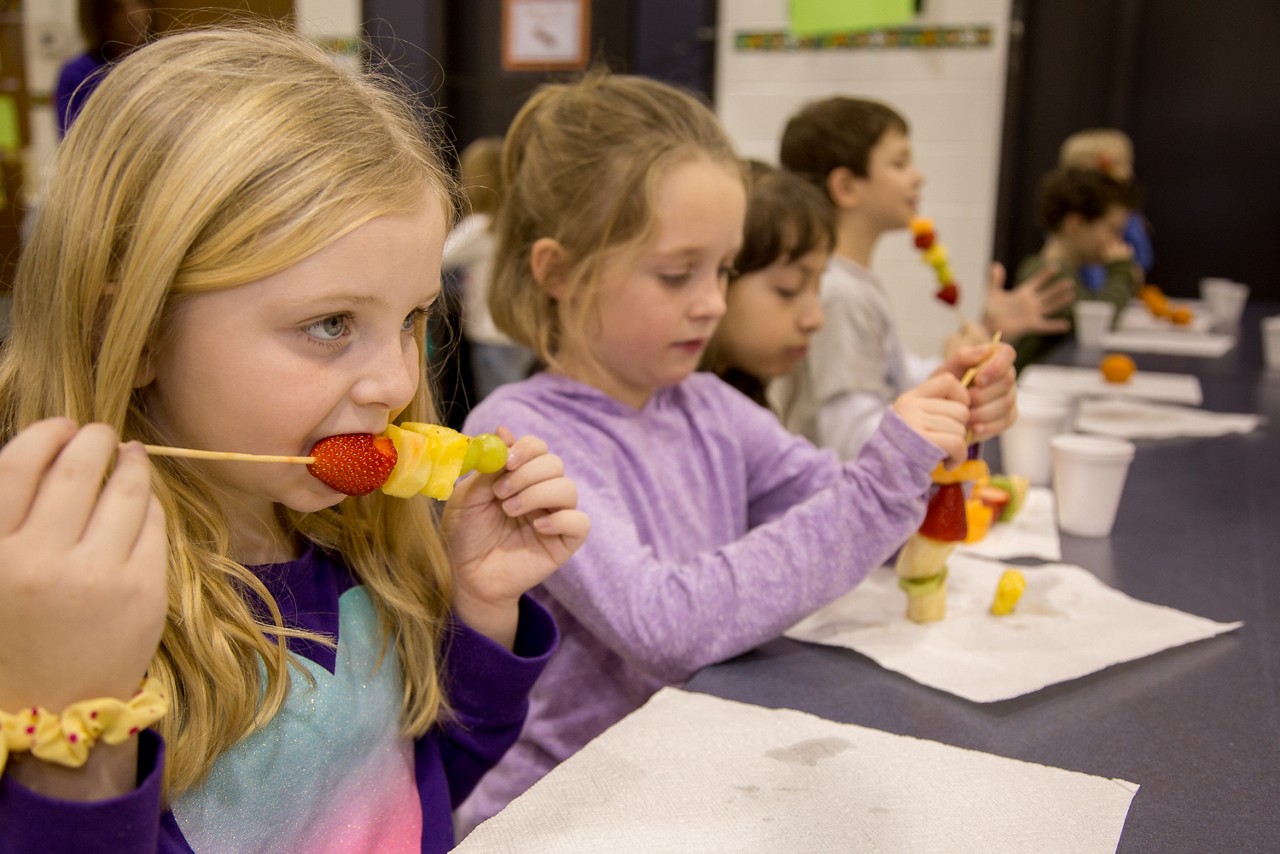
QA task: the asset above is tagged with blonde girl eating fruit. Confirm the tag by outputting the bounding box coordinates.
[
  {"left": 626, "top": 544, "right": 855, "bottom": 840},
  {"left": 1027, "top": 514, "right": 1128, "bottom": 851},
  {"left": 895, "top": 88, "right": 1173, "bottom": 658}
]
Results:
[{"left": 0, "top": 27, "right": 586, "bottom": 852}]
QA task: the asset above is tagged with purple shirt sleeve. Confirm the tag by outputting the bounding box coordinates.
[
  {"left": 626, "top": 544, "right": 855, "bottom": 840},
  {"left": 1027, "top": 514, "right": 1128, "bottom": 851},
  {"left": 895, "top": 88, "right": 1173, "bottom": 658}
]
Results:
[
  {"left": 467, "top": 375, "right": 942, "bottom": 685},
  {"left": 0, "top": 731, "right": 189, "bottom": 854}
]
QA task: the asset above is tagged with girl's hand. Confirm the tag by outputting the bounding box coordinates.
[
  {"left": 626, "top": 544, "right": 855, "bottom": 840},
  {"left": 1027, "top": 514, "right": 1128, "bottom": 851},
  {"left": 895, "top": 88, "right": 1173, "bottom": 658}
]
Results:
[
  {"left": 442, "top": 428, "right": 589, "bottom": 648},
  {"left": 892, "top": 374, "right": 971, "bottom": 463},
  {"left": 0, "top": 420, "right": 168, "bottom": 713},
  {"left": 940, "top": 341, "right": 1019, "bottom": 441}
]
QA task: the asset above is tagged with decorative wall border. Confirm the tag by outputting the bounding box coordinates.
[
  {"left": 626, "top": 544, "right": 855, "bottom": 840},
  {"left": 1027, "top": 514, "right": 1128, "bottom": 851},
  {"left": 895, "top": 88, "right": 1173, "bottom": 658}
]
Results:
[{"left": 734, "top": 25, "right": 992, "bottom": 52}]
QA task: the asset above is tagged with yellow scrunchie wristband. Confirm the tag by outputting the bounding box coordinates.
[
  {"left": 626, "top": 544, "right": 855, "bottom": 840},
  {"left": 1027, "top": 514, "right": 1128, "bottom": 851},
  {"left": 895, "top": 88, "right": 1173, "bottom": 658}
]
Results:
[{"left": 0, "top": 678, "right": 168, "bottom": 775}]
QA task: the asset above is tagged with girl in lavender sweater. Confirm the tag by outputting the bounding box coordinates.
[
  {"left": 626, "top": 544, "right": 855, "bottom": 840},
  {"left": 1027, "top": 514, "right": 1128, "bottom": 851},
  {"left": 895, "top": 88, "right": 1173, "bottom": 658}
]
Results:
[{"left": 459, "top": 71, "right": 1017, "bottom": 831}]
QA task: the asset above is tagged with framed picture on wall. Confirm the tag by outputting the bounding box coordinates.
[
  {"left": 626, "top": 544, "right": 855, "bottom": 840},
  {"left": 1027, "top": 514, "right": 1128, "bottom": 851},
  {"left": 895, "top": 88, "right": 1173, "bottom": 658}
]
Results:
[{"left": 502, "top": 0, "right": 590, "bottom": 71}]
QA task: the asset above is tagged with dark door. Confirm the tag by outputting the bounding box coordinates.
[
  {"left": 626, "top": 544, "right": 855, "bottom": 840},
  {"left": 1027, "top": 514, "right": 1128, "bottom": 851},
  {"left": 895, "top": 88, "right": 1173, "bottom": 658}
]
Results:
[{"left": 995, "top": 0, "right": 1280, "bottom": 299}]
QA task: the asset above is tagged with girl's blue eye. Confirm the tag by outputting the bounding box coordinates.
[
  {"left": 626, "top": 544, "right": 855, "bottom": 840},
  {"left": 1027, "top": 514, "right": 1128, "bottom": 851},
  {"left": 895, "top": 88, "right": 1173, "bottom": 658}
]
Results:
[
  {"left": 659, "top": 272, "right": 692, "bottom": 286},
  {"left": 306, "top": 314, "right": 350, "bottom": 341}
]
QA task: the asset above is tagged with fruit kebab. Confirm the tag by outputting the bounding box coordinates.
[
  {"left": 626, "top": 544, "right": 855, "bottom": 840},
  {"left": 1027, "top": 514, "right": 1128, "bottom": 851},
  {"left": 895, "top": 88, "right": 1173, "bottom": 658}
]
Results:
[
  {"left": 909, "top": 216, "right": 967, "bottom": 329},
  {"left": 142, "top": 423, "right": 508, "bottom": 500},
  {"left": 893, "top": 458, "right": 989, "bottom": 623}
]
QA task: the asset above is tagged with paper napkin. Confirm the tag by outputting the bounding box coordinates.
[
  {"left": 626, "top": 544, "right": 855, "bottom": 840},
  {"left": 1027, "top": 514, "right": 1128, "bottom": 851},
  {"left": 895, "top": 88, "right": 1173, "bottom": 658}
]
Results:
[
  {"left": 957, "top": 487, "right": 1061, "bottom": 561},
  {"left": 1019, "top": 364, "right": 1203, "bottom": 405},
  {"left": 786, "top": 555, "right": 1241, "bottom": 703},
  {"left": 1074, "top": 397, "right": 1261, "bottom": 439},
  {"left": 458, "top": 688, "right": 1139, "bottom": 854}
]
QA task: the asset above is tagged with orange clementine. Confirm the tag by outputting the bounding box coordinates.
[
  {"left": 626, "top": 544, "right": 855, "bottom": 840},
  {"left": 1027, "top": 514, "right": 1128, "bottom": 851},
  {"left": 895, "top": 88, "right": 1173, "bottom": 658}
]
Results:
[
  {"left": 1100, "top": 353, "right": 1137, "bottom": 384},
  {"left": 1170, "top": 306, "right": 1193, "bottom": 326}
]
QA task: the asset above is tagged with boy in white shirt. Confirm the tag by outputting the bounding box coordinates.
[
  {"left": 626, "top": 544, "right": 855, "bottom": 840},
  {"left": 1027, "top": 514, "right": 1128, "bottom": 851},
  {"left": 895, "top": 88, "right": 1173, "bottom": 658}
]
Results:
[{"left": 776, "top": 96, "right": 1072, "bottom": 459}]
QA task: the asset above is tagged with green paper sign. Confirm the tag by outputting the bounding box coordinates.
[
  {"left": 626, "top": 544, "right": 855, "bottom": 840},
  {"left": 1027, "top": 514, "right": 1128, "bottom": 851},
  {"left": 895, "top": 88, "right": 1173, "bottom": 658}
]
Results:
[{"left": 790, "top": 0, "right": 915, "bottom": 36}]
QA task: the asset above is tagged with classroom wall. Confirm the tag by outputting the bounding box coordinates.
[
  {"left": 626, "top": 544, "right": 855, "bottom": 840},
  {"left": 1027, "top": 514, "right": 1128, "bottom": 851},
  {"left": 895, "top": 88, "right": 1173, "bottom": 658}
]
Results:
[{"left": 715, "top": 0, "right": 1012, "bottom": 356}]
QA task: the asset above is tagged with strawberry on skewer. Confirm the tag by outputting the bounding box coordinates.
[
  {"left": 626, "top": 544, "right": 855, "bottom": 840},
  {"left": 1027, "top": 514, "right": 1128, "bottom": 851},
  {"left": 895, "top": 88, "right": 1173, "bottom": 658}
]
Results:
[
  {"left": 142, "top": 425, "right": 508, "bottom": 499},
  {"left": 306, "top": 434, "right": 398, "bottom": 496}
]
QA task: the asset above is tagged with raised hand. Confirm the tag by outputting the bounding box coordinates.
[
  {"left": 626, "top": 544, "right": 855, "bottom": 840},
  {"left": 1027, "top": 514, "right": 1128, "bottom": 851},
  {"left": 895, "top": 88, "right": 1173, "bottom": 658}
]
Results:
[
  {"left": 981, "top": 262, "right": 1075, "bottom": 342},
  {"left": 442, "top": 428, "right": 588, "bottom": 648}
]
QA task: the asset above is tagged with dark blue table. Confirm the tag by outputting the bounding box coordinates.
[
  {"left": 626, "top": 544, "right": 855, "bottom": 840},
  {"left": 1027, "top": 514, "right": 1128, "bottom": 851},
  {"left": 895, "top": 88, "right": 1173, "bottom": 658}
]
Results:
[{"left": 687, "top": 302, "right": 1280, "bottom": 853}]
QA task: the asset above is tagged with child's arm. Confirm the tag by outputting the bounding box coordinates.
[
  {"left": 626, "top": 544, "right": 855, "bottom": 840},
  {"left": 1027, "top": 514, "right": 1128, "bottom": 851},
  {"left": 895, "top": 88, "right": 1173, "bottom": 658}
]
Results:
[
  {"left": 441, "top": 429, "right": 589, "bottom": 650},
  {"left": 0, "top": 420, "right": 168, "bottom": 804},
  {"left": 1094, "top": 235, "right": 1141, "bottom": 313},
  {"left": 467, "top": 386, "right": 949, "bottom": 684}
]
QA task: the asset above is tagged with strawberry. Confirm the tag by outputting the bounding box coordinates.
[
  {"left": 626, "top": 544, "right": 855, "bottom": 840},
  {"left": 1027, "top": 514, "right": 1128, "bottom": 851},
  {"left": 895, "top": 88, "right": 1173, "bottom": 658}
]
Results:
[
  {"left": 917, "top": 482, "right": 968, "bottom": 542},
  {"left": 935, "top": 283, "right": 960, "bottom": 306},
  {"left": 913, "top": 231, "right": 935, "bottom": 250},
  {"left": 307, "top": 433, "right": 398, "bottom": 496}
]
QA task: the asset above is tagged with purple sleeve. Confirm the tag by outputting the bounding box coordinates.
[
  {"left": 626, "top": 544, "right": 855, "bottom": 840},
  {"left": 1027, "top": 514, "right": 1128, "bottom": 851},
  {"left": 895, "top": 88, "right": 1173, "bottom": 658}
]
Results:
[
  {"left": 0, "top": 731, "right": 192, "bottom": 853},
  {"left": 475, "top": 389, "right": 941, "bottom": 684},
  {"left": 421, "top": 595, "right": 557, "bottom": 807}
]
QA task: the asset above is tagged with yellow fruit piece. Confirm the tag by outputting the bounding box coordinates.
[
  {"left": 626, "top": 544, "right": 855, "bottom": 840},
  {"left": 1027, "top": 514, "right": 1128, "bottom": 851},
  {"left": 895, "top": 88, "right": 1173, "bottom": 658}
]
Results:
[
  {"left": 921, "top": 244, "right": 948, "bottom": 267},
  {"left": 963, "top": 499, "right": 993, "bottom": 543},
  {"left": 931, "top": 459, "right": 990, "bottom": 485},
  {"left": 400, "top": 423, "right": 470, "bottom": 500},
  {"left": 380, "top": 424, "right": 433, "bottom": 498},
  {"left": 990, "top": 568, "right": 1026, "bottom": 615},
  {"left": 1099, "top": 353, "right": 1136, "bottom": 384}
]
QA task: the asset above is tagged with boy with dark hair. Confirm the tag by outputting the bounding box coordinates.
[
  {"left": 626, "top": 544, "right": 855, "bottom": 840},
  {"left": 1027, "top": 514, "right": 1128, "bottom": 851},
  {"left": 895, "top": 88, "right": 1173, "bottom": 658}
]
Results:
[
  {"left": 1012, "top": 166, "right": 1141, "bottom": 368},
  {"left": 775, "top": 96, "right": 1071, "bottom": 459}
]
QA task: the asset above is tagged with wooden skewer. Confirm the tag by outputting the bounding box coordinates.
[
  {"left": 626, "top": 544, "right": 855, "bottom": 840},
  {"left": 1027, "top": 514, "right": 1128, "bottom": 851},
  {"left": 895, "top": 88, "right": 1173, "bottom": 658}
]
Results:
[
  {"left": 960, "top": 331, "right": 1002, "bottom": 388},
  {"left": 960, "top": 331, "right": 1003, "bottom": 446},
  {"left": 141, "top": 445, "right": 315, "bottom": 465}
]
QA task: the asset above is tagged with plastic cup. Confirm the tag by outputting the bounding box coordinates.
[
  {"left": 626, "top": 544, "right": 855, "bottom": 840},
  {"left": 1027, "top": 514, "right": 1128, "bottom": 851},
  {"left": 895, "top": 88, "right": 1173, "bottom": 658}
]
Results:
[
  {"left": 1199, "top": 278, "right": 1249, "bottom": 328},
  {"left": 1073, "top": 301, "right": 1115, "bottom": 350},
  {"left": 999, "top": 394, "right": 1073, "bottom": 486},
  {"left": 1263, "top": 316, "right": 1280, "bottom": 371},
  {"left": 1051, "top": 434, "right": 1136, "bottom": 537}
]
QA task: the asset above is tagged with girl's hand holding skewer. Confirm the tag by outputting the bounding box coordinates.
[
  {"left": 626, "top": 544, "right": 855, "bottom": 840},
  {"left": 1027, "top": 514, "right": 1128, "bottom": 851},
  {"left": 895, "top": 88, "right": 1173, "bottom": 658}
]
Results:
[
  {"left": 441, "top": 428, "right": 589, "bottom": 649},
  {"left": 0, "top": 420, "right": 168, "bottom": 714},
  {"left": 939, "top": 338, "right": 1018, "bottom": 441},
  {"left": 0, "top": 420, "right": 167, "bottom": 800},
  {"left": 892, "top": 374, "right": 971, "bottom": 464}
]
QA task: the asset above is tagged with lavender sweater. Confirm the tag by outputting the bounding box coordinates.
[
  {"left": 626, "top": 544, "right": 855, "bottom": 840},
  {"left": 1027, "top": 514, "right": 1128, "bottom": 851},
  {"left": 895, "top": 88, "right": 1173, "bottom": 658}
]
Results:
[
  {"left": 457, "top": 372, "right": 942, "bottom": 831},
  {"left": 0, "top": 544, "right": 556, "bottom": 853}
]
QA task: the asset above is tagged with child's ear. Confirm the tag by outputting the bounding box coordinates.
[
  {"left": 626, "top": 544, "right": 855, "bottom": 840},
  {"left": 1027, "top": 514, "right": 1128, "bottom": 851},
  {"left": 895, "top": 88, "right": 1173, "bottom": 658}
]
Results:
[
  {"left": 133, "top": 347, "right": 155, "bottom": 389},
  {"left": 825, "top": 167, "right": 861, "bottom": 210},
  {"left": 531, "top": 237, "right": 569, "bottom": 299}
]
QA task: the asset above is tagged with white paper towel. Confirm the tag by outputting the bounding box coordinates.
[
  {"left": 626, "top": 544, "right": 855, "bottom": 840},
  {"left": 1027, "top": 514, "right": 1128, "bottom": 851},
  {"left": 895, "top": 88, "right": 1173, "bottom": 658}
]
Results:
[
  {"left": 786, "top": 555, "right": 1241, "bottom": 703},
  {"left": 957, "top": 487, "right": 1061, "bottom": 561},
  {"left": 1117, "top": 300, "right": 1212, "bottom": 333},
  {"left": 457, "top": 688, "right": 1139, "bottom": 854},
  {"left": 1074, "top": 398, "right": 1261, "bottom": 439},
  {"left": 1100, "top": 328, "right": 1236, "bottom": 357},
  {"left": 1019, "top": 364, "right": 1203, "bottom": 405}
]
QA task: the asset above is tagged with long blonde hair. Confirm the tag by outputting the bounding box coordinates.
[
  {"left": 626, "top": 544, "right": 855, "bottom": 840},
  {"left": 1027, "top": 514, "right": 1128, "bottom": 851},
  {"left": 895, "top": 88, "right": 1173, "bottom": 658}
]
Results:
[
  {"left": 0, "top": 26, "right": 458, "bottom": 799},
  {"left": 489, "top": 71, "right": 742, "bottom": 369}
]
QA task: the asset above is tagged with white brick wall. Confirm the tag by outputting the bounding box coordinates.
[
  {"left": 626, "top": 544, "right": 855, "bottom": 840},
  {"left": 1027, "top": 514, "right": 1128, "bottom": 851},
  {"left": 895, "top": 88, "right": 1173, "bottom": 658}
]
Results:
[{"left": 716, "top": 0, "right": 1012, "bottom": 356}]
